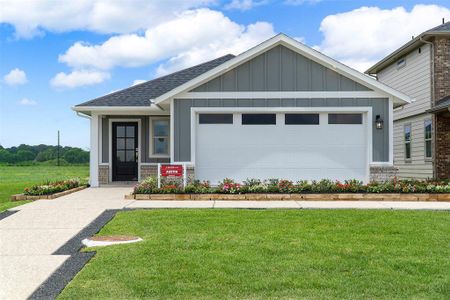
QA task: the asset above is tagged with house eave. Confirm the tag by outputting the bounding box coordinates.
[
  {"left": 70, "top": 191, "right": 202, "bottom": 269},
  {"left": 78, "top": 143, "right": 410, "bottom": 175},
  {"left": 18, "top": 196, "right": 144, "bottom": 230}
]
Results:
[
  {"left": 366, "top": 31, "right": 450, "bottom": 74},
  {"left": 72, "top": 105, "right": 168, "bottom": 116}
]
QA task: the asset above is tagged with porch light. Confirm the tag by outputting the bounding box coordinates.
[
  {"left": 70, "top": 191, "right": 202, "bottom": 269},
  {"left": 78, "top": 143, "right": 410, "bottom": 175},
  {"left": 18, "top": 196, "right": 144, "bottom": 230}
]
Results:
[{"left": 375, "top": 115, "right": 384, "bottom": 129}]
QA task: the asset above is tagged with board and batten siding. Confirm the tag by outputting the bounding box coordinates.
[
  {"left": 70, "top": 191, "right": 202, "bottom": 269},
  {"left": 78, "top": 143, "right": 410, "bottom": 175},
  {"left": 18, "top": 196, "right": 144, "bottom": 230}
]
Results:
[
  {"left": 173, "top": 98, "right": 389, "bottom": 163},
  {"left": 192, "top": 45, "right": 371, "bottom": 92},
  {"left": 377, "top": 44, "right": 432, "bottom": 120},
  {"left": 393, "top": 114, "right": 434, "bottom": 179}
]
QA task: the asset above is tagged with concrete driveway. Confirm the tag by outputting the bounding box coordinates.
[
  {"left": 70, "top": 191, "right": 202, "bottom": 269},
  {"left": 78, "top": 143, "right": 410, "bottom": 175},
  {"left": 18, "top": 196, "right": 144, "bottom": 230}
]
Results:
[{"left": 1, "top": 187, "right": 449, "bottom": 299}]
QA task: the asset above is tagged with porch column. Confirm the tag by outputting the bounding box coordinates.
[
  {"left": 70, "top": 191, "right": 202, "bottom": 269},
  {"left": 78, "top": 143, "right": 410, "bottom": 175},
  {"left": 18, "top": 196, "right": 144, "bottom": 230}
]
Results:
[{"left": 90, "top": 113, "right": 99, "bottom": 187}]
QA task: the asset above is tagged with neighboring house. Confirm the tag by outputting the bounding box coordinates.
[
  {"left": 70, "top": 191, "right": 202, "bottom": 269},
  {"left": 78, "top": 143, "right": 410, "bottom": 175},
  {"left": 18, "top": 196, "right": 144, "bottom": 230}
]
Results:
[
  {"left": 366, "top": 21, "right": 450, "bottom": 180},
  {"left": 74, "top": 34, "right": 411, "bottom": 187}
]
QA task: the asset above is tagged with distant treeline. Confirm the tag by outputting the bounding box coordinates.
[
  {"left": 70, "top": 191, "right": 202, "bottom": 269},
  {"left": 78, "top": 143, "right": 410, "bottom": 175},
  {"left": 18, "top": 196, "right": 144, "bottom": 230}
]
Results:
[{"left": 0, "top": 144, "right": 89, "bottom": 164}]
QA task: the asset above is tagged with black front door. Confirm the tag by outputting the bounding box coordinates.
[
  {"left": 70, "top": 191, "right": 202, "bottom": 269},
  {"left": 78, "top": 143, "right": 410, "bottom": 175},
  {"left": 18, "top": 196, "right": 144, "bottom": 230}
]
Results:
[{"left": 112, "top": 122, "right": 138, "bottom": 181}]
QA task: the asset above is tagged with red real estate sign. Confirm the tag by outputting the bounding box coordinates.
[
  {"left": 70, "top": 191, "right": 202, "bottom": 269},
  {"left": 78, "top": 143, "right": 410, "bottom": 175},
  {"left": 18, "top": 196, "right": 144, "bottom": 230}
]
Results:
[{"left": 160, "top": 165, "right": 183, "bottom": 177}]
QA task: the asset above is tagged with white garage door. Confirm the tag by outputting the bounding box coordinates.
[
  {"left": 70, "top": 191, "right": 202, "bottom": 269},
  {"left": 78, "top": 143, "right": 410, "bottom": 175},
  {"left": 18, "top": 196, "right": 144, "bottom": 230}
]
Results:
[{"left": 195, "top": 112, "right": 368, "bottom": 184}]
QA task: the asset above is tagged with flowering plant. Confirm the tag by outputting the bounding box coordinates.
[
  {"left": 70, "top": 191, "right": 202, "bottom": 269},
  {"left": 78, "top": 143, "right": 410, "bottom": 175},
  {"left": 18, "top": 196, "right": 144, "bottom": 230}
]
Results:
[{"left": 24, "top": 179, "right": 83, "bottom": 196}]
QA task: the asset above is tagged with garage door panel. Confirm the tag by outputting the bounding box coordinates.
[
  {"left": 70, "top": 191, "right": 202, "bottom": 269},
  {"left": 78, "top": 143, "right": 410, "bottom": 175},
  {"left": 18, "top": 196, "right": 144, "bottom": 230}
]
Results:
[
  {"left": 195, "top": 112, "right": 368, "bottom": 182},
  {"left": 198, "top": 145, "right": 366, "bottom": 168}
]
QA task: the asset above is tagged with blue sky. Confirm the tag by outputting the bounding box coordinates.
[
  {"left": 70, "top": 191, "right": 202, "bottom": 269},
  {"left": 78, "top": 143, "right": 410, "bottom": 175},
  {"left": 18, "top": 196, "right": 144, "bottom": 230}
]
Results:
[{"left": 1, "top": 0, "right": 449, "bottom": 149}]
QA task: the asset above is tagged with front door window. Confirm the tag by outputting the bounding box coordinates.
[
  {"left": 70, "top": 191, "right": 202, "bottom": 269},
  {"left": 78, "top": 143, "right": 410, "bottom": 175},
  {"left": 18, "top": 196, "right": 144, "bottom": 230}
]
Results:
[{"left": 113, "top": 122, "right": 138, "bottom": 181}]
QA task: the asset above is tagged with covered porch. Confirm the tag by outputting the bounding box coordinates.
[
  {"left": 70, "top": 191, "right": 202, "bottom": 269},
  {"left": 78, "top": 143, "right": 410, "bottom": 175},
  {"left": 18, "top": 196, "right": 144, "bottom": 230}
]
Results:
[{"left": 77, "top": 107, "right": 172, "bottom": 187}]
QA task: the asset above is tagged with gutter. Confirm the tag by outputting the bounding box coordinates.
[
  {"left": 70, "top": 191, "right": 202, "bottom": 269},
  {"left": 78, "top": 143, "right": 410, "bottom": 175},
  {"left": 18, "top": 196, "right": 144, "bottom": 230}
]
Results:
[
  {"left": 76, "top": 111, "right": 91, "bottom": 119},
  {"left": 420, "top": 37, "right": 435, "bottom": 105}
]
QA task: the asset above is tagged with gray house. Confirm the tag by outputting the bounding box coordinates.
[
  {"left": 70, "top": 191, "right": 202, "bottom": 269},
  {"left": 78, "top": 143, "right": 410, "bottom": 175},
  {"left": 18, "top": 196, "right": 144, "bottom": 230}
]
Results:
[
  {"left": 366, "top": 21, "right": 450, "bottom": 180},
  {"left": 73, "top": 34, "right": 411, "bottom": 187}
]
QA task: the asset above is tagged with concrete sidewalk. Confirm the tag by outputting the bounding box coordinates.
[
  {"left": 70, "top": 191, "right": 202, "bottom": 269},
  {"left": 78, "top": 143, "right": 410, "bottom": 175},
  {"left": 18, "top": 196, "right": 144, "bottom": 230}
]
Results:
[
  {"left": 0, "top": 187, "right": 133, "bottom": 300},
  {"left": 1, "top": 187, "right": 449, "bottom": 299}
]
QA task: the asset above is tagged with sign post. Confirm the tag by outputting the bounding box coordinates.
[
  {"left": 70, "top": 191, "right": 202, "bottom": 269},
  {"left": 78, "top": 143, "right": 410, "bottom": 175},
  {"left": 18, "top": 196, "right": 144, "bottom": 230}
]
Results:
[{"left": 158, "top": 164, "right": 186, "bottom": 188}]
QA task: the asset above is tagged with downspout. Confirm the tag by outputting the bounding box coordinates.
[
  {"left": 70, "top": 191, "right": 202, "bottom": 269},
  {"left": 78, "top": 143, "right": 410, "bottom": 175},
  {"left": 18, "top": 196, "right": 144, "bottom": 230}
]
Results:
[{"left": 419, "top": 36, "right": 436, "bottom": 178}]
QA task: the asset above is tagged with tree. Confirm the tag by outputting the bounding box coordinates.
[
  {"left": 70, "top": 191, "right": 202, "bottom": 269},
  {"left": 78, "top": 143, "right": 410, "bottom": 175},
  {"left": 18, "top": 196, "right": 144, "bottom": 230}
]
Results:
[
  {"left": 63, "top": 149, "right": 89, "bottom": 164},
  {"left": 15, "top": 150, "right": 36, "bottom": 162},
  {"left": 0, "top": 149, "right": 14, "bottom": 163},
  {"left": 35, "top": 148, "right": 55, "bottom": 162}
]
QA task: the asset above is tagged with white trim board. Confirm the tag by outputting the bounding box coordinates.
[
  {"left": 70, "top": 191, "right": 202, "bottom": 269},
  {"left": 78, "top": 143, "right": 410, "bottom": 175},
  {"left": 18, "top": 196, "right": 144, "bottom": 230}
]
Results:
[
  {"left": 153, "top": 34, "right": 412, "bottom": 106},
  {"left": 177, "top": 91, "right": 387, "bottom": 99},
  {"left": 108, "top": 118, "right": 142, "bottom": 183},
  {"left": 188, "top": 106, "right": 373, "bottom": 183},
  {"left": 72, "top": 106, "right": 169, "bottom": 115}
]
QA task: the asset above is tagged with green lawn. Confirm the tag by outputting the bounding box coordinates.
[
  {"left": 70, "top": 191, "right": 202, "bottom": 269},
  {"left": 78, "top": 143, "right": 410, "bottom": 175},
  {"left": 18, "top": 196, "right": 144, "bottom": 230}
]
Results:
[
  {"left": 60, "top": 209, "right": 450, "bottom": 299},
  {"left": 0, "top": 164, "right": 89, "bottom": 212}
]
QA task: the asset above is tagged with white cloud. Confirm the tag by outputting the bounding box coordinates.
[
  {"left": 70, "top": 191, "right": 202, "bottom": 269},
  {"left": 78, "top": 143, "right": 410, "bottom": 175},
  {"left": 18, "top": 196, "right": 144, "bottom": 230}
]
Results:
[
  {"left": 0, "top": 0, "right": 215, "bottom": 38},
  {"left": 58, "top": 9, "right": 275, "bottom": 77},
  {"left": 315, "top": 4, "right": 450, "bottom": 71},
  {"left": 132, "top": 80, "right": 147, "bottom": 86},
  {"left": 18, "top": 98, "right": 37, "bottom": 106},
  {"left": 50, "top": 70, "right": 110, "bottom": 88},
  {"left": 225, "top": 0, "right": 268, "bottom": 11},
  {"left": 3, "top": 68, "right": 27, "bottom": 86}
]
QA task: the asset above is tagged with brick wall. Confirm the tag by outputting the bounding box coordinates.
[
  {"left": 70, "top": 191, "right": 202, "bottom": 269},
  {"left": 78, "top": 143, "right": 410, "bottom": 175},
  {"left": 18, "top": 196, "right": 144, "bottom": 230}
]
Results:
[
  {"left": 433, "top": 37, "right": 450, "bottom": 102},
  {"left": 432, "top": 36, "right": 450, "bottom": 179},
  {"left": 140, "top": 165, "right": 157, "bottom": 180},
  {"left": 98, "top": 165, "right": 109, "bottom": 185},
  {"left": 370, "top": 166, "right": 398, "bottom": 182},
  {"left": 435, "top": 115, "right": 450, "bottom": 179}
]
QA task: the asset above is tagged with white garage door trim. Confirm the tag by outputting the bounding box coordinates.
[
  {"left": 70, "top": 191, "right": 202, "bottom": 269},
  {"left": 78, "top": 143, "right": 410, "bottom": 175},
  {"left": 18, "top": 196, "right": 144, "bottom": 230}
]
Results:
[{"left": 190, "top": 107, "right": 373, "bottom": 183}]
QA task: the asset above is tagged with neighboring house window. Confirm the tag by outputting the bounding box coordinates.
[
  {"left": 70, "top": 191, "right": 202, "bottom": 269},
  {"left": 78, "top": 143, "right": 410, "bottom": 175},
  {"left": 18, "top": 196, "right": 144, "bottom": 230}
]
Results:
[
  {"left": 397, "top": 58, "right": 406, "bottom": 69},
  {"left": 150, "top": 117, "right": 169, "bottom": 157},
  {"left": 404, "top": 124, "right": 411, "bottom": 161},
  {"left": 424, "top": 119, "right": 432, "bottom": 159}
]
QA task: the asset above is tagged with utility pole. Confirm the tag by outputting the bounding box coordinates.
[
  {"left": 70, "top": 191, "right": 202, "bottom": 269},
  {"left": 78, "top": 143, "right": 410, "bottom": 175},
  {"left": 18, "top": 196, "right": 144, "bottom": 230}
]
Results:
[{"left": 57, "top": 130, "right": 60, "bottom": 166}]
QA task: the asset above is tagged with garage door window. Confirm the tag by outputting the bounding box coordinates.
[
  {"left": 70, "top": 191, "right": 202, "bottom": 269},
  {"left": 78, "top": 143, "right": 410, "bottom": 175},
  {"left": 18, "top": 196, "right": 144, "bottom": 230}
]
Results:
[
  {"left": 328, "top": 113, "right": 362, "bottom": 124},
  {"left": 242, "top": 114, "right": 276, "bottom": 125},
  {"left": 285, "top": 114, "right": 319, "bottom": 125},
  {"left": 199, "top": 114, "right": 233, "bottom": 124}
]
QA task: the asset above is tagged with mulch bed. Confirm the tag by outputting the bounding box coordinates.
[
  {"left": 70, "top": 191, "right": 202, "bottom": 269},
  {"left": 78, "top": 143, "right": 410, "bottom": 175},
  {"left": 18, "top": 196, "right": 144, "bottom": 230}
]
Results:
[{"left": 11, "top": 186, "right": 87, "bottom": 201}]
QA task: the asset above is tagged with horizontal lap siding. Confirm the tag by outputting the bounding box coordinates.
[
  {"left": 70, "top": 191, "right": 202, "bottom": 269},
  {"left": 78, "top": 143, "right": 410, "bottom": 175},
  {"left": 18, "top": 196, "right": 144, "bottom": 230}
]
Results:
[
  {"left": 173, "top": 98, "right": 389, "bottom": 163},
  {"left": 192, "top": 45, "right": 371, "bottom": 92},
  {"left": 378, "top": 44, "right": 431, "bottom": 120},
  {"left": 393, "top": 114, "right": 433, "bottom": 179}
]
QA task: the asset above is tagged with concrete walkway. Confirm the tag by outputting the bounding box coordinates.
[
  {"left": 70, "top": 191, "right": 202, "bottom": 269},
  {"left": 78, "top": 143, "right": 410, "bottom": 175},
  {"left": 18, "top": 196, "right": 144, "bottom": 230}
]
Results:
[{"left": 1, "top": 187, "right": 449, "bottom": 299}]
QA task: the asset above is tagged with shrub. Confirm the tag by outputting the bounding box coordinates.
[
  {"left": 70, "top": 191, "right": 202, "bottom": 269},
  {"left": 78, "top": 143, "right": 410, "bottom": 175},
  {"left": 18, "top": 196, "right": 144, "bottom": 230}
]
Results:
[
  {"left": 218, "top": 178, "right": 242, "bottom": 194},
  {"left": 132, "top": 177, "right": 450, "bottom": 194},
  {"left": 24, "top": 178, "right": 83, "bottom": 196},
  {"left": 185, "top": 180, "right": 211, "bottom": 194}
]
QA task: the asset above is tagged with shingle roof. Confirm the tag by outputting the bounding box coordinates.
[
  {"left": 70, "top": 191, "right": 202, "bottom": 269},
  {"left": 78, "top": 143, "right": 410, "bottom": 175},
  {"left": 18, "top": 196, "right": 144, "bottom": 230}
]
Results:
[
  {"left": 76, "top": 54, "right": 235, "bottom": 107},
  {"left": 427, "top": 21, "right": 450, "bottom": 33},
  {"left": 366, "top": 21, "right": 450, "bottom": 74},
  {"left": 427, "top": 95, "right": 450, "bottom": 113}
]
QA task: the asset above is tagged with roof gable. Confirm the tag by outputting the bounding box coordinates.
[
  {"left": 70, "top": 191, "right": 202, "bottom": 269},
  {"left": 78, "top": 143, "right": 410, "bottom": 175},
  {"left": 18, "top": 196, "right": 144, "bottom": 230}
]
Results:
[
  {"left": 153, "top": 34, "right": 411, "bottom": 106},
  {"left": 192, "top": 45, "right": 371, "bottom": 92}
]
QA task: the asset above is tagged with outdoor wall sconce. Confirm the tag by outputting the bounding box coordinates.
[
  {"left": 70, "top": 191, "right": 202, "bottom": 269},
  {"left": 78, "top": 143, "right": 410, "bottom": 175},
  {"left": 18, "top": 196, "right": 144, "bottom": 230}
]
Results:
[{"left": 375, "top": 115, "right": 384, "bottom": 129}]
